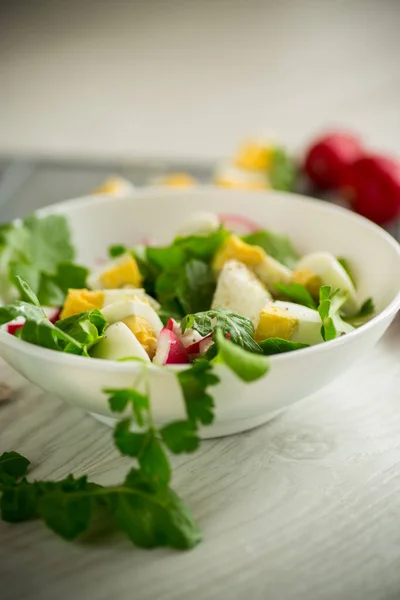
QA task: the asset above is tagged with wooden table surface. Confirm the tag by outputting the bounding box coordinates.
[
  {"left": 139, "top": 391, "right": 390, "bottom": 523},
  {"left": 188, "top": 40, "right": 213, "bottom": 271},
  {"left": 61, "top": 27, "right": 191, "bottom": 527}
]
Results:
[{"left": 1, "top": 313, "right": 400, "bottom": 600}]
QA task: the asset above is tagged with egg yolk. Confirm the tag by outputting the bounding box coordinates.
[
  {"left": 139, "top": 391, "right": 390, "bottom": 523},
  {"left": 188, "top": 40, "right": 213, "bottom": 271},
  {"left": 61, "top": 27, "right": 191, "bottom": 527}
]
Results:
[
  {"left": 234, "top": 140, "right": 273, "bottom": 172},
  {"left": 99, "top": 255, "right": 143, "bottom": 289},
  {"left": 291, "top": 268, "right": 322, "bottom": 298},
  {"left": 255, "top": 305, "right": 298, "bottom": 342},
  {"left": 60, "top": 289, "right": 105, "bottom": 319},
  {"left": 123, "top": 315, "right": 157, "bottom": 359},
  {"left": 213, "top": 235, "right": 266, "bottom": 272},
  {"left": 159, "top": 173, "right": 197, "bottom": 188},
  {"left": 214, "top": 177, "right": 268, "bottom": 190}
]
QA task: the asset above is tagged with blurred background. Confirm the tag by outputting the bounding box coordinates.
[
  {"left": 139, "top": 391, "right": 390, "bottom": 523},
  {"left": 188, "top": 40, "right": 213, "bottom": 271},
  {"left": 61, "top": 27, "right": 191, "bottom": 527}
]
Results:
[{"left": 1, "top": 0, "right": 400, "bottom": 226}]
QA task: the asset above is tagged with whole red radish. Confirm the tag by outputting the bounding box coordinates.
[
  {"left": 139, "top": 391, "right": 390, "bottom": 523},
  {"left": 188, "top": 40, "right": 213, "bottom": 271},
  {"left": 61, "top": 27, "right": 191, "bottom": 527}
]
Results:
[
  {"left": 341, "top": 154, "right": 400, "bottom": 224},
  {"left": 304, "top": 132, "right": 363, "bottom": 189}
]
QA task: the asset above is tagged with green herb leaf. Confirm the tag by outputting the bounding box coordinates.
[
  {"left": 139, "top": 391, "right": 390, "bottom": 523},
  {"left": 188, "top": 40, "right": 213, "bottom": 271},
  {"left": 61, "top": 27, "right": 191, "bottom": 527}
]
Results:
[
  {"left": 139, "top": 432, "right": 171, "bottom": 487},
  {"left": 259, "top": 337, "right": 309, "bottom": 355},
  {"left": 275, "top": 282, "right": 317, "bottom": 309},
  {"left": 181, "top": 308, "right": 262, "bottom": 354},
  {"left": 176, "top": 260, "right": 216, "bottom": 314},
  {"left": 160, "top": 421, "right": 199, "bottom": 454},
  {"left": 242, "top": 230, "right": 298, "bottom": 268},
  {"left": 343, "top": 297, "right": 375, "bottom": 327},
  {"left": 318, "top": 286, "right": 354, "bottom": 341},
  {"left": 177, "top": 360, "right": 220, "bottom": 426},
  {"left": 56, "top": 309, "right": 107, "bottom": 355},
  {"left": 14, "top": 275, "right": 41, "bottom": 306},
  {"left": 0, "top": 481, "right": 39, "bottom": 522},
  {"left": 38, "top": 490, "right": 93, "bottom": 540},
  {"left": 0, "top": 451, "right": 30, "bottom": 484},
  {"left": 337, "top": 257, "right": 356, "bottom": 286},
  {"left": 214, "top": 329, "right": 270, "bottom": 382},
  {"left": 0, "top": 214, "right": 88, "bottom": 305},
  {"left": 106, "top": 388, "right": 149, "bottom": 426},
  {"left": 109, "top": 244, "right": 127, "bottom": 258},
  {"left": 268, "top": 147, "right": 297, "bottom": 192}
]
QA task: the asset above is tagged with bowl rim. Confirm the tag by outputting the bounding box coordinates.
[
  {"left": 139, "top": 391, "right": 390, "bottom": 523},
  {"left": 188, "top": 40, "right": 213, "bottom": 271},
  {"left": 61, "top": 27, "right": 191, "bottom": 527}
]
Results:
[{"left": 1, "top": 186, "right": 399, "bottom": 373}]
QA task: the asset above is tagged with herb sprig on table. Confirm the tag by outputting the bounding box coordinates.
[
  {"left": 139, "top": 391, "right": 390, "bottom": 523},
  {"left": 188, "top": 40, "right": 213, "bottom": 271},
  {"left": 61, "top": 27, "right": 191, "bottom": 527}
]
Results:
[{"left": 0, "top": 360, "right": 220, "bottom": 550}]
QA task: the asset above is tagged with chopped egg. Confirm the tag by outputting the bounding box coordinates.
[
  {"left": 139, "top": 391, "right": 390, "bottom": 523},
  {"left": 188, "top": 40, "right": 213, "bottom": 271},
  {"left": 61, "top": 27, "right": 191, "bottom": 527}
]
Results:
[
  {"left": 234, "top": 139, "right": 274, "bottom": 171},
  {"left": 122, "top": 315, "right": 157, "bottom": 359},
  {"left": 295, "top": 252, "right": 359, "bottom": 314},
  {"left": 213, "top": 235, "right": 292, "bottom": 288},
  {"left": 61, "top": 288, "right": 159, "bottom": 320},
  {"left": 291, "top": 268, "right": 322, "bottom": 298},
  {"left": 213, "top": 161, "right": 269, "bottom": 190},
  {"left": 101, "top": 299, "right": 163, "bottom": 336},
  {"left": 89, "top": 254, "right": 143, "bottom": 290},
  {"left": 255, "top": 300, "right": 324, "bottom": 345},
  {"left": 92, "top": 176, "right": 135, "bottom": 197},
  {"left": 91, "top": 322, "right": 150, "bottom": 362},
  {"left": 154, "top": 172, "right": 198, "bottom": 187},
  {"left": 255, "top": 304, "right": 298, "bottom": 342},
  {"left": 212, "top": 259, "right": 271, "bottom": 327},
  {"left": 60, "top": 289, "right": 104, "bottom": 319},
  {"left": 176, "top": 212, "right": 220, "bottom": 238}
]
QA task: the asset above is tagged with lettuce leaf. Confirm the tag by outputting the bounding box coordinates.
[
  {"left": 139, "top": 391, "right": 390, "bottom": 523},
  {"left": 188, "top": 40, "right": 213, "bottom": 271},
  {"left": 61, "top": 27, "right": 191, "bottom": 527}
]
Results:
[
  {"left": 242, "top": 230, "right": 298, "bottom": 268},
  {"left": 1, "top": 278, "right": 107, "bottom": 355},
  {"left": 318, "top": 286, "right": 354, "bottom": 341},
  {"left": 259, "top": 337, "right": 309, "bottom": 355},
  {"left": 275, "top": 282, "right": 317, "bottom": 309},
  {"left": 214, "top": 329, "right": 269, "bottom": 382}
]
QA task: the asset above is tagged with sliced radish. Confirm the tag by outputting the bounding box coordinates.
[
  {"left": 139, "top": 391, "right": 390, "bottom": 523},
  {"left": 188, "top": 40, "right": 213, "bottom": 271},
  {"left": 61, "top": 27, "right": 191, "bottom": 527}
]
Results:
[
  {"left": 218, "top": 213, "right": 260, "bottom": 234},
  {"left": 179, "top": 328, "right": 203, "bottom": 349},
  {"left": 186, "top": 332, "right": 213, "bottom": 356},
  {"left": 166, "top": 318, "right": 179, "bottom": 333},
  {"left": 7, "top": 322, "right": 24, "bottom": 335},
  {"left": 153, "top": 329, "right": 190, "bottom": 365}
]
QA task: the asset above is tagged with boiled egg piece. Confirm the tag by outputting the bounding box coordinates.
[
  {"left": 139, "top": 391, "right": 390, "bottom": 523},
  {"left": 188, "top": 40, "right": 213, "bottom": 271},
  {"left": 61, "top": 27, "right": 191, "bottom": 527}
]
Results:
[
  {"left": 295, "top": 252, "right": 359, "bottom": 314},
  {"left": 234, "top": 138, "right": 275, "bottom": 171},
  {"left": 92, "top": 176, "right": 135, "bottom": 197},
  {"left": 88, "top": 254, "right": 143, "bottom": 290},
  {"left": 101, "top": 299, "right": 163, "bottom": 335},
  {"left": 176, "top": 212, "right": 220, "bottom": 238},
  {"left": 153, "top": 172, "right": 198, "bottom": 188},
  {"left": 213, "top": 161, "right": 269, "bottom": 190},
  {"left": 91, "top": 322, "right": 150, "bottom": 361},
  {"left": 60, "top": 288, "right": 160, "bottom": 320},
  {"left": 213, "top": 235, "right": 292, "bottom": 289},
  {"left": 212, "top": 259, "right": 271, "bottom": 327},
  {"left": 255, "top": 301, "right": 324, "bottom": 346}
]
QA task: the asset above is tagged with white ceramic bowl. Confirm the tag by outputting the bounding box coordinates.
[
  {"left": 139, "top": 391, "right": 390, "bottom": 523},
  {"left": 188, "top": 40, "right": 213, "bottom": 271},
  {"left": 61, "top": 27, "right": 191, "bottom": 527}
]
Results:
[{"left": 0, "top": 188, "right": 399, "bottom": 437}]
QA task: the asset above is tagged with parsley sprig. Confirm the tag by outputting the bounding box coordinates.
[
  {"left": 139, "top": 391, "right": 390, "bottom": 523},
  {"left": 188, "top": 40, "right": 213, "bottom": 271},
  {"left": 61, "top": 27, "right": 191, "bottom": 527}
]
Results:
[{"left": 0, "top": 360, "right": 220, "bottom": 550}]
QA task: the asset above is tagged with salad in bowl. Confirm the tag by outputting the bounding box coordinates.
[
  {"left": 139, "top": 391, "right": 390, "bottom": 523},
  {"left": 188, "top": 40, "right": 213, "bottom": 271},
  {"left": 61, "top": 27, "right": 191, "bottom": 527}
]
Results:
[
  {"left": 0, "top": 210, "right": 374, "bottom": 367},
  {"left": 0, "top": 187, "right": 399, "bottom": 551}
]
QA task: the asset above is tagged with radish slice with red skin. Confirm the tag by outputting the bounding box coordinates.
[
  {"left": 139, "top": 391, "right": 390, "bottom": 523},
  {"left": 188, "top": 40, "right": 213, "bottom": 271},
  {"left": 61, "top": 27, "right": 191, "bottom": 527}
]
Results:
[
  {"left": 186, "top": 332, "right": 214, "bottom": 356},
  {"left": 7, "top": 322, "right": 24, "bottom": 335},
  {"left": 153, "top": 329, "right": 190, "bottom": 365},
  {"left": 218, "top": 213, "right": 260, "bottom": 234}
]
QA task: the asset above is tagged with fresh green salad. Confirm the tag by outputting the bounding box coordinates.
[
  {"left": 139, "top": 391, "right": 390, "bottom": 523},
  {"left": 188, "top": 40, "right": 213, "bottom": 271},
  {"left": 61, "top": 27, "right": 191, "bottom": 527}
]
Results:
[{"left": 0, "top": 211, "right": 374, "bottom": 551}]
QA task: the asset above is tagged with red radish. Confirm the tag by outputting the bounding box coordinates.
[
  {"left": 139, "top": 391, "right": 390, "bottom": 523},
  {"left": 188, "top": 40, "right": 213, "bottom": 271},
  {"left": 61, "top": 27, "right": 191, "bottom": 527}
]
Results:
[
  {"left": 304, "top": 132, "right": 363, "bottom": 189},
  {"left": 49, "top": 309, "right": 61, "bottom": 324},
  {"left": 166, "top": 318, "right": 179, "bottom": 332},
  {"left": 153, "top": 329, "right": 190, "bottom": 365},
  {"left": 218, "top": 213, "right": 260, "bottom": 234},
  {"left": 341, "top": 154, "right": 400, "bottom": 224},
  {"left": 186, "top": 332, "right": 214, "bottom": 357},
  {"left": 7, "top": 322, "right": 24, "bottom": 335}
]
